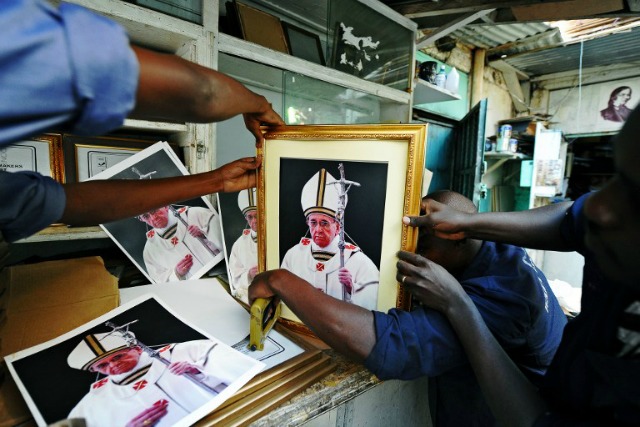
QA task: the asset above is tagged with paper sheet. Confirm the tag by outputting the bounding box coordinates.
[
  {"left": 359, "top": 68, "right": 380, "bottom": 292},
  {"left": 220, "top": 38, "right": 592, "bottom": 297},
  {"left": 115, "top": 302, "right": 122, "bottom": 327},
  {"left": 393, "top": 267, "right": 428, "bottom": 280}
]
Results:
[
  {"left": 120, "top": 279, "right": 304, "bottom": 370},
  {"left": 5, "top": 294, "right": 265, "bottom": 427}
]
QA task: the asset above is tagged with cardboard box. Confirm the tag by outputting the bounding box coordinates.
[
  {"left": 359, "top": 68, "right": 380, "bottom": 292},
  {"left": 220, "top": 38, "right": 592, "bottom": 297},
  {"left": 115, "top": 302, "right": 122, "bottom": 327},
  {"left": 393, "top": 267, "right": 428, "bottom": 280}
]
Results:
[{"left": 0, "top": 256, "right": 119, "bottom": 426}]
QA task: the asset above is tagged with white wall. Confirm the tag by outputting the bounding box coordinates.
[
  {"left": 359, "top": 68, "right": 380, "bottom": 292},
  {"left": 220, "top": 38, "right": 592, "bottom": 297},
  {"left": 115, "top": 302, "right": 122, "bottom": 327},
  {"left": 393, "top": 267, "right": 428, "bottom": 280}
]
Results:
[
  {"left": 541, "top": 250, "right": 584, "bottom": 288},
  {"left": 482, "top": 67, "right": 514, "bottom": 140},
  {"left": 302, "top": 377, "right": 432, "bottom": 427}
]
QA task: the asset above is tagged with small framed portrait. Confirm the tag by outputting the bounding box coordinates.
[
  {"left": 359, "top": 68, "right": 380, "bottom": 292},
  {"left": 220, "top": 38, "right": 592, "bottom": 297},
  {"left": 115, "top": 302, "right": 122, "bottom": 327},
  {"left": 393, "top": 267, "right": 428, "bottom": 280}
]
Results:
[
  {"left": 234, "top": 1, "right": 289, "bottom": 54},
  {"left": 0, "top": 134, "right": 63, "bottom": 181},
  {"left": 282, "top": 22, "right": 325, "bottom": 66},
  {"left": 62, "top": 134, "right": 162, "bottom": 183},
  {"left": 89, "top": 142, "right": 225, "bottom": 284},
  {"left": 258, "top": 124, "right": 427, "bottom": 333}
]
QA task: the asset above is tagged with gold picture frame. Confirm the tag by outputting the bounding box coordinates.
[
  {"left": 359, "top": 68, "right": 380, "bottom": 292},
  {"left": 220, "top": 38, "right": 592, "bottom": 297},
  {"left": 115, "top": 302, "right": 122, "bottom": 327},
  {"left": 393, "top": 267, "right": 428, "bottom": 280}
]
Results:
[
  {"left": 0, "top": 134, "right": 63, "bottom": 182},
  {"left": 257, "top": 124, "right": 427, "bottom": 333}
]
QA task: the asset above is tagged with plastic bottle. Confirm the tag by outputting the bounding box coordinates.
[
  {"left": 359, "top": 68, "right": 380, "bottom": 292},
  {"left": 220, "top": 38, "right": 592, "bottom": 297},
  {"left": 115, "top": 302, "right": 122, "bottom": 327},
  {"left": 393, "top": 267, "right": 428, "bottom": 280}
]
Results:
[
  {"left": 445, "top": 67, "right": 459, "bottom": 94},
  {"left": 434, "top": 65, "right": 447, "bottom": 88}
]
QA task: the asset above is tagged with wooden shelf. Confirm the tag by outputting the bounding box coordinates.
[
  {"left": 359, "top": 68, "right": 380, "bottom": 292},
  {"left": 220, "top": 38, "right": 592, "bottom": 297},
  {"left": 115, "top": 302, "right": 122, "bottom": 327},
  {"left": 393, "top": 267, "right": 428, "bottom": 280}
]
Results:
[
  {"left": 15, "top": 226, "right": 108, "bottom": 243},
  {"left": 413, "top": 78, "right": 461, "bottom": 104},
  {"left": 218, "top": 34, "right": 412, "bottom": 106},
  {"left": 123, "top": 119, "right": 188, "bottom": 134},
  {"left": 484, "top": 152, "right": 531, "bottom": 174},
  {"left": 484, "top": 152, "right": 531, "bottom": 160}
]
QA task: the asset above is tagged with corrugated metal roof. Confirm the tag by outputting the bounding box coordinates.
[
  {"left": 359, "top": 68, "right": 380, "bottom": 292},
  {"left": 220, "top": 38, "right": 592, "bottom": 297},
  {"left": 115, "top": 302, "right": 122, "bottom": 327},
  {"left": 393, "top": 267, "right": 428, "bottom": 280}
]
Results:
[
  {"left": 502, "top": 26, "right": 640, "bottom": 76},
  {"left": 449, "top": 22, "right": 552, "bottom": 49}
]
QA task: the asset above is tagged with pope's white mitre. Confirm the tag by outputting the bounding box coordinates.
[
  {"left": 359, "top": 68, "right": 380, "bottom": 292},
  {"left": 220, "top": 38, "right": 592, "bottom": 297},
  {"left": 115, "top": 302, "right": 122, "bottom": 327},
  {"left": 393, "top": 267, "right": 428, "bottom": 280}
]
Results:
[
  {"left": 238, "top": 188, "right": 257, "bottom": 215},
  {"left": 67, "top": 332, "right": 130, "bottom": 371},
  {"left": 301, "top": 168, "right": 345, "bottom": 218}
]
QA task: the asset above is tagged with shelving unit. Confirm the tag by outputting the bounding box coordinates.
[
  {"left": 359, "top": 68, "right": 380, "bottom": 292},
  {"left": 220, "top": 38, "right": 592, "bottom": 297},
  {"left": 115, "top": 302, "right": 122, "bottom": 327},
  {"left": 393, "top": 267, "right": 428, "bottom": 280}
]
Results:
[
  {"left": 484, "top": 152, "right": 531, "bottom": 174},
  {"left": 20, "top": 0, "right": 418, "bottom": 244},
  {"left": 413, "top": 78, "right": 461, "bottom": 104}
]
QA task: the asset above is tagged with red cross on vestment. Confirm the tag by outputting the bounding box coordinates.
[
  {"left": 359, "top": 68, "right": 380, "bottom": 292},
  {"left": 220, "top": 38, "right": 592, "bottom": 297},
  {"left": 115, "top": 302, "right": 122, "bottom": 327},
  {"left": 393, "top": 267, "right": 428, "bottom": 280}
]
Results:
[
  {"left": 92, "top": 378, "right": 108, "bottom": 389},
  {"left": 316, "top": 263, "right": 325, "bottom": 272},
  {"left": 171, "top": 236, "right": 179, "bottom": 246},
  {"left": 302, "top": 238, "right": 311, "bottom": 246},
  {"left": 147, "top": 230, "right": 155, "bottom": 238},
  {"left": 133, "top": 380, "right": 148, "bottom": 391}
]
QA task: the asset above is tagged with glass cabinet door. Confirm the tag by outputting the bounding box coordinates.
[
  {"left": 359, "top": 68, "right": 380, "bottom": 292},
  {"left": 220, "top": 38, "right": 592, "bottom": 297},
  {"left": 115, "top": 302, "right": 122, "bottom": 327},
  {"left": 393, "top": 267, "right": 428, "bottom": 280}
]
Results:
[
  {"left": 283, "top": 71, "right": 391, "bottom": 125},
  {"left": 327, "top": 0, "right": 414, "bottom": 91}
]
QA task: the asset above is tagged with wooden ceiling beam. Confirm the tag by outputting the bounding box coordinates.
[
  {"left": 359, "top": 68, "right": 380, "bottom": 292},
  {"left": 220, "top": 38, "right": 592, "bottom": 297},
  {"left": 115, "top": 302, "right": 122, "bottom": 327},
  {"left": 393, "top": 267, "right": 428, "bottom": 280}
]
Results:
[
  {"left": 412, "top": 9, "right": 637, "bottom": 31},
  {"left": 394, "top": 0, "right": 577, "bottom": 18},
  {"left": 416, "top": 8, "right": 495, "bottom": 48}
]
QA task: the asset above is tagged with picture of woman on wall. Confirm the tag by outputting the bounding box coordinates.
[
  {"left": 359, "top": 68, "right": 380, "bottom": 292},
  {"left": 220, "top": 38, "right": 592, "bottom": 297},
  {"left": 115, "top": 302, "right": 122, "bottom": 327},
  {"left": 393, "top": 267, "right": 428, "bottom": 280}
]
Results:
[{"left": 600, "top": 85, "right": 633, "bottom": 122}]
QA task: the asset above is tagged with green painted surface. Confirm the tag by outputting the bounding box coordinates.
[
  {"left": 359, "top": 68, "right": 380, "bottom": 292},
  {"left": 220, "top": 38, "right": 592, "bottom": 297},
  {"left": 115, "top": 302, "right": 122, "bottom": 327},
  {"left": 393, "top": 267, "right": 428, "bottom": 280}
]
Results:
[{"left": 415, "top": 52, "right": 470, "bottom": 120}]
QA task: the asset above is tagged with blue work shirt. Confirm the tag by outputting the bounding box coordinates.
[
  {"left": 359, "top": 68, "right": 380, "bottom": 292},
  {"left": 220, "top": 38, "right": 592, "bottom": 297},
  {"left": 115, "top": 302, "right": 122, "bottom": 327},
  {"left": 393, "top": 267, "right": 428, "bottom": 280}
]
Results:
[
  {"left": 0, "top": 0, "right": 138, "bottom": 241},
  {"left": 535, "top": 194, "right": 640, "bottom": 426},
  {"left": 365, "top": 241, "right": 567, "bottom": 426}
]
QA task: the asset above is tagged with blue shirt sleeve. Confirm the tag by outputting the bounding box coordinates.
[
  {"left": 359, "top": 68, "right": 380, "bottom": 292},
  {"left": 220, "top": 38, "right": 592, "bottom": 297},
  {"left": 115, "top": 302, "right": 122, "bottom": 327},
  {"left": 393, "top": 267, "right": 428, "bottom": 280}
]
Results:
[
  {"left": 364, "top": 242, "right": 567, "bottom": 382},
  {"left": 1, "top": 0, "right": 139, "bottom": 145},
  {"left": 364, "top": 308, "right": 468, "bottom": 380},
  {"left": 560, "top": 194, "right": 590, "bottom": 255},
  {"left": 0, "top": 171, "right": 66, "bottom": 242}
]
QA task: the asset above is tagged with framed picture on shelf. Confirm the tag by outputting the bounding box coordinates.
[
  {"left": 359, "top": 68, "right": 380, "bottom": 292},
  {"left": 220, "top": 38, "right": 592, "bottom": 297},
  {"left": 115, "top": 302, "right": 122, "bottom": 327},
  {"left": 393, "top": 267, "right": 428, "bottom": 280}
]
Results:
[
  {"left": 0, "top": 134, "right": 63, "bottom": 182},
  {"left": 62, "top": 135, "right": 173, "bottom": 183},
  {"left": 257, "top": 124, "right": 427, "bottom": 334},
  {"left": 234, "top": 1, "right": 289, "bottom": 54},
  {"left": 282, "top": 22, "right": 325, "bottom": 66}
]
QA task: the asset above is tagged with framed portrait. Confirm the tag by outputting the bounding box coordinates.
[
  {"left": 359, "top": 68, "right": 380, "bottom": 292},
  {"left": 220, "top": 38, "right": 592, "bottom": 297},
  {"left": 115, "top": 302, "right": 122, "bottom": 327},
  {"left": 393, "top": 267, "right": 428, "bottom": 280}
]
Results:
[
  {"left": 0, "top": 134, "right": 63, "bottom": 181},
  {"left": 257, "top": 125, "right": 427, "bottom": 333},
  {"left": 89, "top": 142, "right": 225, "bottom": 285},
  {"left": 282, "top": 22, "right": 325, "bottom": 66},
  {"left": 62, "top": 134, "right": 165, "bottom": 183},
  {"left": 234, "top": 1, "right": 289, "bottom": 54}
]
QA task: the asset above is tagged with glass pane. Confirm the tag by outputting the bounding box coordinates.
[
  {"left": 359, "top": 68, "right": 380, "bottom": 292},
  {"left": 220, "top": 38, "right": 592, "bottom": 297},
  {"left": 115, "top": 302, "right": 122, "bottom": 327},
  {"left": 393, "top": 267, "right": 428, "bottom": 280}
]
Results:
[
  {"left": 328, "top": 0, "right": 413, "bottom": 91},
  {"left": 128, "top": 0, "right": 203, "bottom": 24},
  {"left": 284, "top": 71, "right": 394, "bottom": 125}
]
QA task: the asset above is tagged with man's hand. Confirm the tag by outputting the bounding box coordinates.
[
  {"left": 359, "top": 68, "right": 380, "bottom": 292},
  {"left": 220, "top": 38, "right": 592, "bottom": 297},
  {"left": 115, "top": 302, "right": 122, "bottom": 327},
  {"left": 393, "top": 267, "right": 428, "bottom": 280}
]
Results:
[
  {"left": 187, "top": 225, "right": 205, "bottom": 238},
  {"left": 403, "top": 199, "right": 471, "bottom": 241},
  {"left": 126, "top": 399, "right": 169, "bottom": 427},
  {"left": 248, "top": 269, "right": 284, "bottom": 306},
  {"left": 175, "top": 254, "right": 194, "bottom": 277},
  {"left": 242, "top": 100, "right": 285, "bottom": 146},
  {"left": 216, "top": 157, "right": 262, "bottom": 193},
  {"left": 396, "top": 250, "right": 469, "bottom": 314},
  {"left": 168, "top": 361, "right": 201, "bottom": 376},
  {"left": 338, "top": 267, "right": 353, "bottom": 295}
]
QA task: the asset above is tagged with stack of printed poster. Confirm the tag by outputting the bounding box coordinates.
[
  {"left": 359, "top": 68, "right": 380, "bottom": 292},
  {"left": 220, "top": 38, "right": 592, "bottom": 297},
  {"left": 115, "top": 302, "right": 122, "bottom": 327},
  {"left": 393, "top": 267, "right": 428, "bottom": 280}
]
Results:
[{"left": 5, "top": 143, "right": 334, "bottom": 426}]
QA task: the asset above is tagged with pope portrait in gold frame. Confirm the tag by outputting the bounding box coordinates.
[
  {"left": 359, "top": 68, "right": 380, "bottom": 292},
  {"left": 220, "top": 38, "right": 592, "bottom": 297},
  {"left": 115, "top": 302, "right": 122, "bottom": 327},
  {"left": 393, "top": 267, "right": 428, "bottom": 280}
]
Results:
[{"left": 257, "top": 124, "right": 427, "bottom": 333}]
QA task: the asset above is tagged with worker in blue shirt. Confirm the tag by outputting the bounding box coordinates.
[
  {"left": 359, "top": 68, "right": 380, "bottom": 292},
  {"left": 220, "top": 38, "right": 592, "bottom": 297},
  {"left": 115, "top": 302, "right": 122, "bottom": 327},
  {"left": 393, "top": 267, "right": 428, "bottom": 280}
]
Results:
[
  {"left": 0, "top": 0, "right": 284, "bottom": 244},
  {"left": 400, "top": 106, "right": 640, "bottom": 426},
  {"left": 250, "top": 190, "right": 567, "bottom": 427}
]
